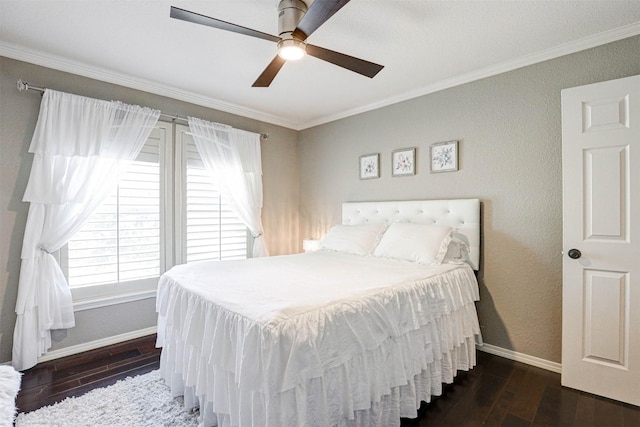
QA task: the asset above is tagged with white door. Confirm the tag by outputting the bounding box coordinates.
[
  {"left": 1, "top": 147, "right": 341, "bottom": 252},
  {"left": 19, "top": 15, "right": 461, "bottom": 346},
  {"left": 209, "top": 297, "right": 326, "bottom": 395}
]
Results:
[{"left": 561, "top": 74, "right": 640, "bottom": 406}]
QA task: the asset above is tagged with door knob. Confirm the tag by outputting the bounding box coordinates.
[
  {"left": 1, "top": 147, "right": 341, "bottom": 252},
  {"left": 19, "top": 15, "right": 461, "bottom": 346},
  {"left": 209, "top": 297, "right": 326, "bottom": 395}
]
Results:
[{"left": 568, "top": 249, "right": 582, "bottom": 259}]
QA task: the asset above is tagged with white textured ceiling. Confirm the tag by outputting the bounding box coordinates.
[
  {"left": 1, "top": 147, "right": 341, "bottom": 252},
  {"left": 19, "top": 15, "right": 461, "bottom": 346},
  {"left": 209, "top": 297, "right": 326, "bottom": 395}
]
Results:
[{"left": 1, "top": 1, "right": 639, "bottom": 130}]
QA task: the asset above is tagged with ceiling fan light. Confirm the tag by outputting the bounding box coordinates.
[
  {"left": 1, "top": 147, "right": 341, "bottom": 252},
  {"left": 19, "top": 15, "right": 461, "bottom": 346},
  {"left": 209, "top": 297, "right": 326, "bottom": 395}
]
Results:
[{"left": 277, "top": 38, "right": 306, "bottom": 61}]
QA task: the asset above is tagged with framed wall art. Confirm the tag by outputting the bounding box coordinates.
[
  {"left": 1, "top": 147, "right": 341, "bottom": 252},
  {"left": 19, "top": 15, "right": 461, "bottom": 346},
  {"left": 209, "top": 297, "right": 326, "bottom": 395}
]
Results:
[
  {"left": 391, "top": 147, "right": 416, "bottom": 177},
  {"left": 430, "top": 140, "right": 458, "bottom": 173},
  {"left": 359, "top": 153, "right": 380, "bottom": 179}
]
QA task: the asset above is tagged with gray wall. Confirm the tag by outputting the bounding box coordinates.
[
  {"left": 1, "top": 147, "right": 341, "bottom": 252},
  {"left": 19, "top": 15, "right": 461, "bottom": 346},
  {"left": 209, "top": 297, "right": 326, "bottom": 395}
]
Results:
[
  {"left": 0, "top": 57, "right": 299, "bottom": 362},
  {"left": 298, "top": 35, "right": 640, "bottom": 363}
]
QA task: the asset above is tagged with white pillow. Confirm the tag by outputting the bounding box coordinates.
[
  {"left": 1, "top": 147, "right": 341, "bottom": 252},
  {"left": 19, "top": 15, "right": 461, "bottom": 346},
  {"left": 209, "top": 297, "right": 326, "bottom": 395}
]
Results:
[
  {"left": 442, "top": 232, "right": 470, "bottom": 264},
  {"left": 373, "top": 222, "right": 453, "bottom": 264},
  {"left": 320, "top": 223, "right": 388, "bottom": 256}
]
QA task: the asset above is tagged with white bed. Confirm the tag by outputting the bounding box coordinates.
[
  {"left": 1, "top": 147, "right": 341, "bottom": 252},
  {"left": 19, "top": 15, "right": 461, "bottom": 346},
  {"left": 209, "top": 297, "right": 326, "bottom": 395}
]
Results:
[{"left": 156, "top": 199, "right": 482, "bottom": 427}]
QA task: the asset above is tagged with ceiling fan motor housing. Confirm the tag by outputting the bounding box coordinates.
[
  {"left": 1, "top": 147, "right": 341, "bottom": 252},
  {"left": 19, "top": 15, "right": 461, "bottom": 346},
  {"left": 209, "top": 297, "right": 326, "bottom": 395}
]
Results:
[{"left": 278, "top": 0, "right": 308, "bottom": 41}]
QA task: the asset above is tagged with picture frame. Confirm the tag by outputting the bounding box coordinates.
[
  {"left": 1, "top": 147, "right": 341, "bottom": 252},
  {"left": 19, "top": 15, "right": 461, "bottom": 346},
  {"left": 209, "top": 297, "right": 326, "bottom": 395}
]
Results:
[
  {"left": 430, "top": 140, "right": 459, "bottom": 173},
  {"left": 359, "top": 153, "right": 380, "bottom": 179},
  {"left": 392, "top": 147, "right": 416, "bottom": 177}
]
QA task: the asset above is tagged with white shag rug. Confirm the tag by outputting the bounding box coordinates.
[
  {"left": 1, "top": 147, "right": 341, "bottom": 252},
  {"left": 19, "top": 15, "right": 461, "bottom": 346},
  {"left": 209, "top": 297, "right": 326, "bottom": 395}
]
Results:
[
  {"left": 15, "top": 370, "right": 200, "bottom": 427},
  {"left": 0, "top": 365, "right": 22, "bottom": 427}
]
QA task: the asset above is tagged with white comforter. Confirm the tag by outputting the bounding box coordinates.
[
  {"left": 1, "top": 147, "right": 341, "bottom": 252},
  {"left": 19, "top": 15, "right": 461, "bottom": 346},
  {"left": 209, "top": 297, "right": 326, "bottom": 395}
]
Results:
[{"left": 156, "top": 251, "right": 481, "bottom": 427}]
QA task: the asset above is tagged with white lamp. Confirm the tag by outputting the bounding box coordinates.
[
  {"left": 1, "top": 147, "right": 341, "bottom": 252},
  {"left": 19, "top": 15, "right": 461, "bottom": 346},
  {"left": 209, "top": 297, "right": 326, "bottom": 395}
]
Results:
[{"left": 302, "top": 238, "right": 320, "bottom": 253}]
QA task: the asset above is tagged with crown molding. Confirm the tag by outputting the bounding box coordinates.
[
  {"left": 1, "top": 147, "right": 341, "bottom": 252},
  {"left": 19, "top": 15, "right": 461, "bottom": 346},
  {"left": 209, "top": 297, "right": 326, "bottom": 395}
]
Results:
[
  {"left": 0, "top": 42, "right": 300, "bottom": 130},
  {"left": 298, "top": 21, "right": 640, "bottom": 129},
  {"left": 3, "top": 21, "right": 639, "bottom": 132}
]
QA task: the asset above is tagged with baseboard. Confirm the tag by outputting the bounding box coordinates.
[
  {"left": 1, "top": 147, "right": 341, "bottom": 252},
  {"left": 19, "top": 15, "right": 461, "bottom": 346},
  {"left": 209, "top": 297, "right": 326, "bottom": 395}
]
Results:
[
  {"left": 14, "top": 328, "right": 560, "bottom": 374},
  {"left": 478, "top": 343, "right": 562, "bottom": 374},
  {"left": 35, "top": 326, "right": 158, "bottom": 364}
]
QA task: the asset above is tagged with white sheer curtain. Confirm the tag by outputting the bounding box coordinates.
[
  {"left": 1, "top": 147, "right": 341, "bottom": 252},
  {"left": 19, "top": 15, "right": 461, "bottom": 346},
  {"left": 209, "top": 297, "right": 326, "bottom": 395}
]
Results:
[
  {"left": 187, "top": 117, "right": 269, "bottom": 257},
  {"left": 13, "top": 90, "right": 160, "bottom": 371}
]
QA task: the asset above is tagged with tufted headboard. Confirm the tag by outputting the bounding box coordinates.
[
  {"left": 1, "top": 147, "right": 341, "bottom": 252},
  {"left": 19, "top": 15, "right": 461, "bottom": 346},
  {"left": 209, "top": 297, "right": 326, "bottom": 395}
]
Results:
[{"left": 342, "top": 199, "right": 480, "bottom": 270}]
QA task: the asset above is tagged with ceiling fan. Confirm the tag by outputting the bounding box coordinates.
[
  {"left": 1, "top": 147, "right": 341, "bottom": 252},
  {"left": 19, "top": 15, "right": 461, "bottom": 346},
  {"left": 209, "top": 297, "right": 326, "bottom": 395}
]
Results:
[{"left": 170, "top": 0, "right": 384, "bottom": 87}]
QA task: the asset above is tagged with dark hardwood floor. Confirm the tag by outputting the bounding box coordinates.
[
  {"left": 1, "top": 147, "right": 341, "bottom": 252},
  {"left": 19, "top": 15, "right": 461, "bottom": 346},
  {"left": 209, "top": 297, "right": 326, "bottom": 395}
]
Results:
[
  {"left": 16, "top": 334, "right": 161, "bottom": 414},
  {"left": 16, "top": 335, "right": 639, "bottom": 426}
]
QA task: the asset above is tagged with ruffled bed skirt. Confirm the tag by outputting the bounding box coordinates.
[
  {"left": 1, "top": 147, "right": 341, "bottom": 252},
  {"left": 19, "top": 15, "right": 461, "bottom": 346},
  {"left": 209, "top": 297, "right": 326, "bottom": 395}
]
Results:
[{"left": 157, "top": 265, "right": 482, "bottom": 427}]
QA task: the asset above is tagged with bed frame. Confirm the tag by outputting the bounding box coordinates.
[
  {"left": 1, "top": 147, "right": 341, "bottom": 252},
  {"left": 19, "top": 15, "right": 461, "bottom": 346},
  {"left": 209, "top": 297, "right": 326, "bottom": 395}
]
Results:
[{"left": 342, "top": 198, "right": 481, "bottom": 270}]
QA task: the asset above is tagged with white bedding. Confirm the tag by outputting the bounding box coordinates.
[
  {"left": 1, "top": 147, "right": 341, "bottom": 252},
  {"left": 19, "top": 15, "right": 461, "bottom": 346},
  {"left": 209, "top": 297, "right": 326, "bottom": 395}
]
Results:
[
  {"left": 161, "top": 251, "right": 469, "bottom": 322},
  {"left": 156, "top": 251, "right": 482, "bottom": 427}
]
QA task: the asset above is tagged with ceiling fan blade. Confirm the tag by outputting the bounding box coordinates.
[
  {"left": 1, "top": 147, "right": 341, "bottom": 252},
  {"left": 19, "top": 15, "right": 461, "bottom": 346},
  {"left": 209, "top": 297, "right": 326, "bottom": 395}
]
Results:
[
  {"left": 170, "top": 6, "right": 280, "bottom": 43},
  {"left": 292, "top": 0, "right": 350, "bottom": 41},
  {"left": 306, "top": 44, "right": 383, "bottom": 78},
  {"left": 252, "top": 56, "right": 287, "bottom": 87}
]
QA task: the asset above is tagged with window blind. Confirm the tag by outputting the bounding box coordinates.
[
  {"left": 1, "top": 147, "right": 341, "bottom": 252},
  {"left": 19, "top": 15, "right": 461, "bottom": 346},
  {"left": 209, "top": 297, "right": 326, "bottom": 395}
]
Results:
[
  {"left": 65, "top": 141, "right": 161, "bottom": 287},
  {"left": 184, "top": 139, "right": 247, "bottom": 263}
]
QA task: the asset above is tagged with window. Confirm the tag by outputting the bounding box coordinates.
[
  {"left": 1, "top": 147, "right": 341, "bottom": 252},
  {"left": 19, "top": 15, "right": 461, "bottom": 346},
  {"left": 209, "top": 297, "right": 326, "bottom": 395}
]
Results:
[
  {"left": 61, "top": 124, "right": 170, "bottom": 308},
  {"left": 61, "top": 122, "right": 248, "bottom": 309}
]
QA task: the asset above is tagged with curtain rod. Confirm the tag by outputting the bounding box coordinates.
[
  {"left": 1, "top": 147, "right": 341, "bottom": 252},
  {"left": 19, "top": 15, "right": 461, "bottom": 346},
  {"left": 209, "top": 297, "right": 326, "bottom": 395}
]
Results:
[{"left": 16, "top": 79, "right": 269, "bottom": 140}]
